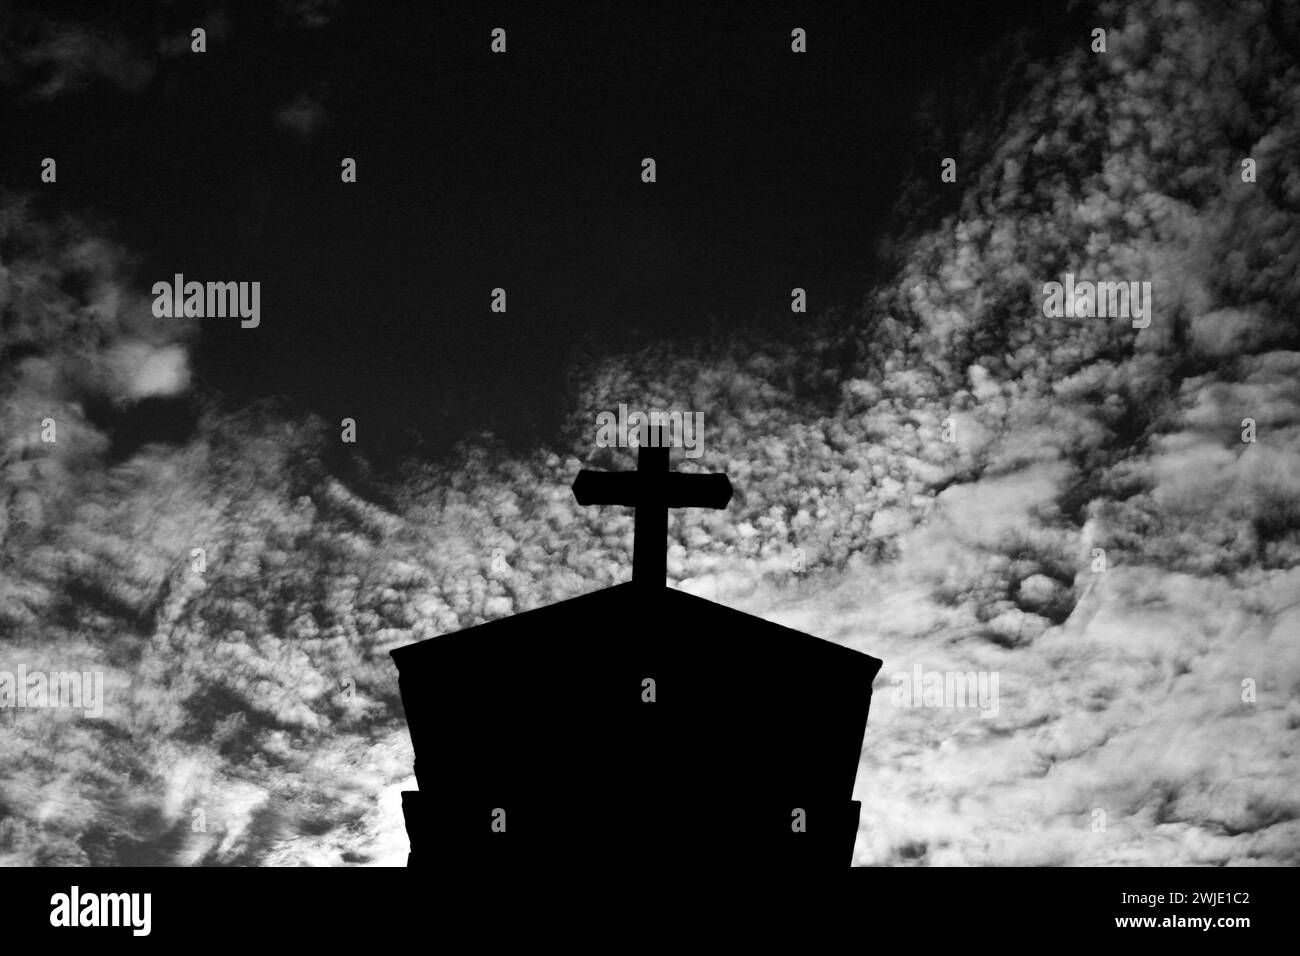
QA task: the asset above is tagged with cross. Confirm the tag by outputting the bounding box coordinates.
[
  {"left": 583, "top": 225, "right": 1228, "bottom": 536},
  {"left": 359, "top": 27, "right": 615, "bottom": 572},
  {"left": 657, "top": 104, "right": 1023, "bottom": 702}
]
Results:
[{"left": 572, "top": 429, "right": 733, "bottom": 587}]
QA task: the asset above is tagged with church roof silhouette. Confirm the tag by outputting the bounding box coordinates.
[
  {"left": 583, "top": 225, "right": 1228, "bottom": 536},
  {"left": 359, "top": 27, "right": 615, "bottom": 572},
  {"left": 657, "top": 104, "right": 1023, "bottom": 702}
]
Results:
[{"left": 391, "top": 433, "right": 883, "bottom": 868}]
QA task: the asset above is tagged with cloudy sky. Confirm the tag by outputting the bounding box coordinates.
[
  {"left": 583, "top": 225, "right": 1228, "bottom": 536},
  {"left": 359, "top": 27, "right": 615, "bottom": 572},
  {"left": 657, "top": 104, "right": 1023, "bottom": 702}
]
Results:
[{"left": 1, "top": 0, "right": 1298, "bottom": 866}]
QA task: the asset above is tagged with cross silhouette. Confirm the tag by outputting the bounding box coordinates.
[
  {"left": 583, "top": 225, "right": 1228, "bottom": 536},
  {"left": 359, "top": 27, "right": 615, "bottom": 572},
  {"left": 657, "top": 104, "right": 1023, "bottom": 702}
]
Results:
[{"left": 572, "top": 429, "right": 733, "bottom": 587}]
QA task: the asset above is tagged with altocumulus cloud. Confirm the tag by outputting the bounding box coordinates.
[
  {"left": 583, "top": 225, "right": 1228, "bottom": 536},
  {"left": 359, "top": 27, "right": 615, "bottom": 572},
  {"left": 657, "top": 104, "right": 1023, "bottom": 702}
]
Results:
[
  {"left": 552, "top": 0, "right": 1300, "bottom": 866},
  {"left": 2, "top": 0, "right": 1298, "bottom": 865}
]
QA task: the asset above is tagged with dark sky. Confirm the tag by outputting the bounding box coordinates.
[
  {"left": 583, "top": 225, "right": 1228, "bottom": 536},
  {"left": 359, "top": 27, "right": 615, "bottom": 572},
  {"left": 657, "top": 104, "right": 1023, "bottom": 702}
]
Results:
[{"left": 11, "top": 0, "right": 1068, "bottom": 457}]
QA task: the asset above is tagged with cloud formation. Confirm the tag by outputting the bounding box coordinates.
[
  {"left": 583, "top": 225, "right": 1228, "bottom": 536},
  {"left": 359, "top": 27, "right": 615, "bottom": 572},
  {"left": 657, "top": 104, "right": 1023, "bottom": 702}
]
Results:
[
  {"left": 2, "top": 0, "right": 1297, "bottom": 866},
  {"left": 0, "top": 5, "right": 154, "bottom": 99},
  {"left": 273, "top": 94, "right": 328, "bottom": 137}
]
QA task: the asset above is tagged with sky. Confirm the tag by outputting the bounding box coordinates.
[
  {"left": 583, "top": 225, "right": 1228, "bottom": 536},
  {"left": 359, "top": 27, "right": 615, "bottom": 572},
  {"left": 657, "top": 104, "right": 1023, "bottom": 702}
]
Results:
[
  {"left": 4, "top": 0, "right": 1073, "bottom": 454},
  {"left": 1, "top": 0, "right": 1298, "bottom": 867}
]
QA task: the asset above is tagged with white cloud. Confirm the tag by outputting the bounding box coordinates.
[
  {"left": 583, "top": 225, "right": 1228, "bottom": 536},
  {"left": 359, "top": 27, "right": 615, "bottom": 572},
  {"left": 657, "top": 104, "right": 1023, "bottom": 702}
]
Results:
[
  {"left": 3, "top": 0, "right": 1298, "bottom": 867},
  {"left": 104, "top": 343, "right": 191, "bottom": 400}
]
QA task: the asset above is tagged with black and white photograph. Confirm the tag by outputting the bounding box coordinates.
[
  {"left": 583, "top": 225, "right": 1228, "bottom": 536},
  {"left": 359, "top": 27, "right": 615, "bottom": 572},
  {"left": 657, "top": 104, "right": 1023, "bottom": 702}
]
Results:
[{"left": 1, "top": 0, "right": 1295, "bottom": 936}]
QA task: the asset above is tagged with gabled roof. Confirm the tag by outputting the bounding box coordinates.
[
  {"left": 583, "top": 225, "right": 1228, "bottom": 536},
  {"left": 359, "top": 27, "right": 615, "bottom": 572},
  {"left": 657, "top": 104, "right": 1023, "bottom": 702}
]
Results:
[{"left": 391, "top": 583, "right": 881, "bottom": 800}]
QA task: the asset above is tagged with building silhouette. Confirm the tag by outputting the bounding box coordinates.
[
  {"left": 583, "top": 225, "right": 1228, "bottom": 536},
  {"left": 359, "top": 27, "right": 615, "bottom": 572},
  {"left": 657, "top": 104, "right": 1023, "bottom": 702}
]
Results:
[{"left": 392, "top": 433, "right": 883, "bottom": 867}]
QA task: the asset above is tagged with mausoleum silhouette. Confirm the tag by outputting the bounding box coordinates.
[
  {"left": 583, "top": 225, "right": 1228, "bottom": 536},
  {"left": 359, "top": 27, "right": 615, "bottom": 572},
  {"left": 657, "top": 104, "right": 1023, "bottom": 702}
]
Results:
[{"left": 392, "top": 434, "right": 883, "bottom": 867}]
